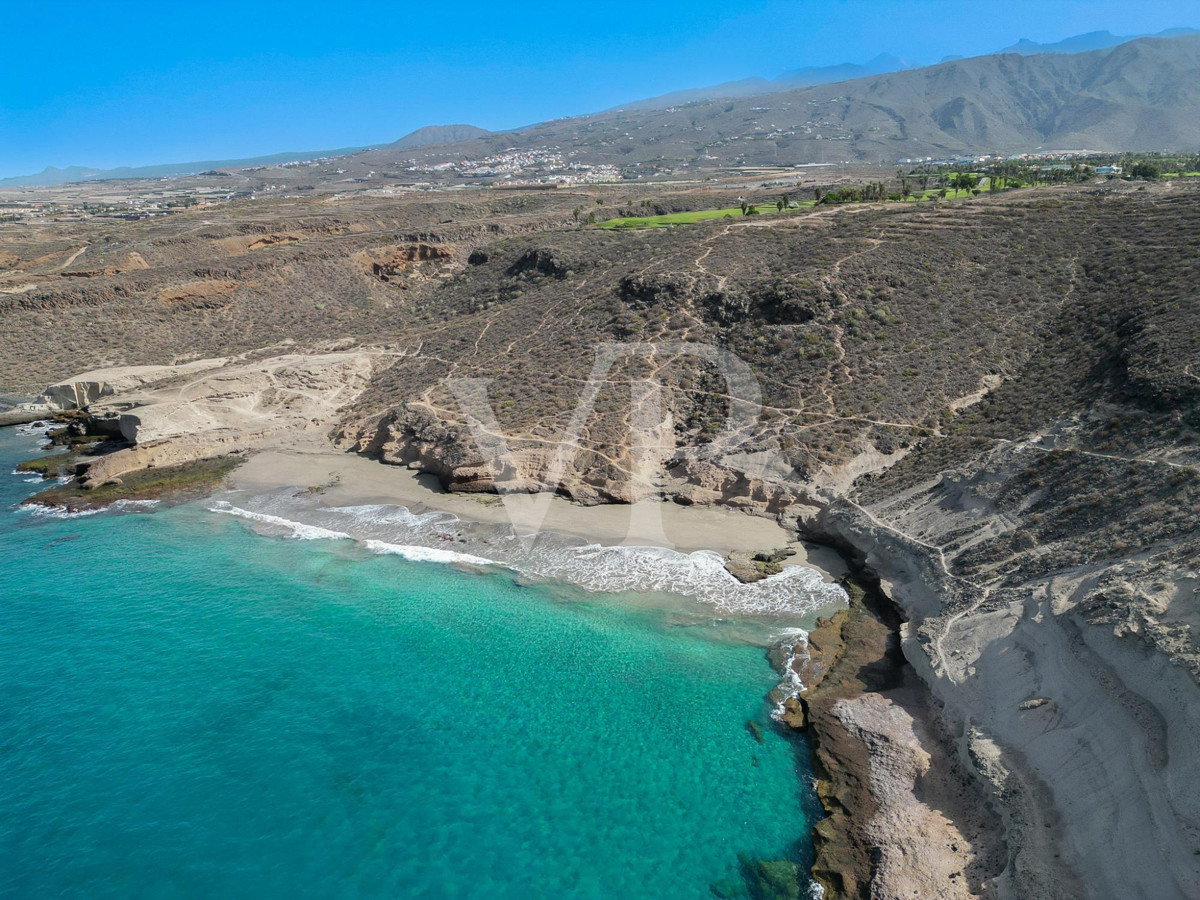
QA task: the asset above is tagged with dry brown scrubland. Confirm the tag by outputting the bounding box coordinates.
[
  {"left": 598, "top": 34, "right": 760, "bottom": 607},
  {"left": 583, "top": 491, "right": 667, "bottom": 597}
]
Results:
[{"left": 4, "top": 179, "right": 1200, "bottom": 900}]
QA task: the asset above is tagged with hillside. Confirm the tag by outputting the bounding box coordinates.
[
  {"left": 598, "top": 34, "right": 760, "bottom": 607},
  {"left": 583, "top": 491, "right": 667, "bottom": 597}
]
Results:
[
  {"left": 0, "top": 145, "right": 377, "bottom": 188},
  {"left": 614, "top": 28, "right": 1199, "bottom": 113},
  {"left": 7, "top": 34, "right": 1198, "bottom": 191},
  {"left": 999, "top": 26, "right": 1197, "bottom": 55},
  {"left": 611, "top": 54, "right": 916, "bottom": 111},
  {"left": 389, "top": 124, "right": 490, "bottom": 149},
  {"left": 0, "top": 127, "right": 488, "bottom": 189},
  {"left": 372, "top": 34, "right": 1200, "bottom": 171}
]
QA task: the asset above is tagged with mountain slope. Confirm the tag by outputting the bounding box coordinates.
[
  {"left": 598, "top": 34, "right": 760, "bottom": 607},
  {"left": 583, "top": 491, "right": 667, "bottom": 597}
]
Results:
[
  {"left": 0, "top": 146, "right": 376, "bottom": 188},
  {"left": 1001, "top": 26, "right": 1197, "bottom": 55},
  {"left": 389, "top": 124, "right": 490, "bottom": 149},
  {"left": 613, "top": 54, "right": 916, "bottom": 111},
  {"left": 373, "top": 34, "right": 1200, "bottom": 170}
]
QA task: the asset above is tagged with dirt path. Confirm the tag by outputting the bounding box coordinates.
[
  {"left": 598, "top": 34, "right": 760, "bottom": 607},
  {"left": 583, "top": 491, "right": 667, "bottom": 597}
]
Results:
[{"left": 57, "top": 245, "right": 89, "bottom": 269}]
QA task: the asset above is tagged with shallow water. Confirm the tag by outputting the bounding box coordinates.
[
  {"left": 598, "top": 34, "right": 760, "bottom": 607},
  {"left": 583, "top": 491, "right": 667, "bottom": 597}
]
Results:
[{"left": 0, "top": 427, "right": 826, "bottom": 898}]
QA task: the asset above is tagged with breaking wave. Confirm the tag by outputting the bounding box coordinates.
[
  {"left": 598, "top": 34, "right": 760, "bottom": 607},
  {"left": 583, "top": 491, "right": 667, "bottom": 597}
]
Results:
[
  {"left": 18, "top": 504, "right": 104, "bottom": 519},
  {"left": 363, "top": 540, "right": 505, "bottom": 568},
  {"left": 209, "top": 502, "right": 353, "bottom": 541},
  {"left": 206, "top": 493, "right": 847, "bottom": 619},
  {"left": 768, "top": 628, "right": 811, "bottom": 722},
  {"left": 16, "top": 498, "right": 162, "bottom": 520},
  {"left": 209, "top": 501, "right": 504, "bottom": 569}
]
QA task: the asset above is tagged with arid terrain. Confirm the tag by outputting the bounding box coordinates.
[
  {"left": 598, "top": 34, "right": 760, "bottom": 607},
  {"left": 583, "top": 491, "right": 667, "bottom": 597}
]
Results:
[{"left": 4, "top": 168, "right": 1199, "bottom": 899}]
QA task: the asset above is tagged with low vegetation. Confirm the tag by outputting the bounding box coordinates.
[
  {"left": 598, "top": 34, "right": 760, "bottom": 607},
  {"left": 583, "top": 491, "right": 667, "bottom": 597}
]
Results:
[{"left": 23, "top": 456, "right": 241, "bottom": 512}]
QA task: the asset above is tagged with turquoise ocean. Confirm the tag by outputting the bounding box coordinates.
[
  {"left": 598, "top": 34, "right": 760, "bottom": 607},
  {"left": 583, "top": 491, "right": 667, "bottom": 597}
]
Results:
[{"left": 0, "top": 425, "right": 832, "bottom": 898}]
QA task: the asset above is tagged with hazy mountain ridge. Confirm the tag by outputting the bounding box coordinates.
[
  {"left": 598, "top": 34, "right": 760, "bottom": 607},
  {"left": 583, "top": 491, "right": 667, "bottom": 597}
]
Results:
[
  {"left": 604, "top": 27, "right": 1197, "bottom": 113},
  {"left": 389, "top": 124, "right": 491, "bottom": 149},
  {"left": 1000, "top": 26, "right": 1198, "bottom": 55},
  {"left": 4, "top": 30, "right": 1198, "bottom": 187},
  {"left": 611, "top": 53, "right": 917, "bottom": 111},
  {"left": 374, "top": 34, "right": 1200, "bottom": 171},
  {"left": 0, "top": 147, "right": 375, "bottom": 188},
  {"left": 0, "top": 124, "right": 489, "bottom": 188}
]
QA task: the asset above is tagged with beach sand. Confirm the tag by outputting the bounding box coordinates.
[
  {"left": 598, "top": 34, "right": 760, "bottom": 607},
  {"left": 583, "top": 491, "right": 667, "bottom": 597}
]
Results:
[{"left": 233, "top": 443, "right": 848, "bottom": 582}]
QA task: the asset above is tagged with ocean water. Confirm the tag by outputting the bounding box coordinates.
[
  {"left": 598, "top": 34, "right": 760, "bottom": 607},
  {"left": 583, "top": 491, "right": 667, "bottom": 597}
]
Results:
[{"left": 0, "top": 426, "right": 827, "bottom": 898}]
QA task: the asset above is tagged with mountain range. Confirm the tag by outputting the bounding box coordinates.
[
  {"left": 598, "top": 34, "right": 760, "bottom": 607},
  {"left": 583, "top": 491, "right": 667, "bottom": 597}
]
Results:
[
  {"left": 999, "top": 26, "right": 1198, "bottom": 55},
  {"left": 356, "top": 33, "right": 1200, "bottom": 170},
  {"left": 0, "top": 125, "right": 491, "bottom": 188},
  {"left": 609, "top": 53, "right": 918, "bottom": 111},
  {"left": 3, "top": 27, "right": 1198, "bottom": 187}
]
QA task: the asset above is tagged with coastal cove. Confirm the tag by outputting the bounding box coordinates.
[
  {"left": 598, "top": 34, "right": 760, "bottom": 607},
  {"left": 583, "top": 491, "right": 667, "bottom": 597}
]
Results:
[{"left": 0, "top": 425, "right": 832, "bottom": 899}]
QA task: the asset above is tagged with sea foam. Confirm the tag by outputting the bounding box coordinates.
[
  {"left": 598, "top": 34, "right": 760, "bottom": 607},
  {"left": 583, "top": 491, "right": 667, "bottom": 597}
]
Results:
[{"left": 206, "top": 493, "right": 847, "bottom": 618}]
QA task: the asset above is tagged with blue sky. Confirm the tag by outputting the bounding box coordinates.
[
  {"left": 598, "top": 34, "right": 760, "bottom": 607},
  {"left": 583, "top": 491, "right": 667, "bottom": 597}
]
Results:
[{"left": 1, "top": 0, "right": 1194, "bottom": 177}]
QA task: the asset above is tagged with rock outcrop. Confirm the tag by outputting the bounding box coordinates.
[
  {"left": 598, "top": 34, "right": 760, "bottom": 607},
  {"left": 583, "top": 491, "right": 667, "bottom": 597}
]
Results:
[
  {"left": 38, "top": 358, "right": 228, "bottom": 410},
  {"left": 816, "top": 450, "right": 1200, "bottom": 899},
  {"left": 34, "top": 349, "right": 387, "bottom": 489},
  {"left": 774, "top": 579, "right": 1004, "bottom": 899}
]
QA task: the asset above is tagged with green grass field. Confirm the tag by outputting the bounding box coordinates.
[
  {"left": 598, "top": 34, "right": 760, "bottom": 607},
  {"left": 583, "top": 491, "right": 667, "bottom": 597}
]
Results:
[
  {"left": 595, "top": 177, "right": 1016, "bottom": 229},
  {"left": 596, "top": 201, "right": 816, "bottom": 229}
]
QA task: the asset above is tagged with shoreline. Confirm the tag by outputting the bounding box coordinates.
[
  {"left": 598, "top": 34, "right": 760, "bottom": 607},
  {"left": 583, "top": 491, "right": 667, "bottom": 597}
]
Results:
[
  {"left": 230, "top": 444, "right": 975, "bottom": 899},
  {"left": 7, "top": 420, "right": 981, "bottom": 899},
  {"left": 777, "top": 562, "right": 1006, "bottom": 899},
  {"left": 7, "top": 421, "right": 965, "bottom": 898},
  {"left": 232, "top": 443, "right": 850, "bottom": 582}
]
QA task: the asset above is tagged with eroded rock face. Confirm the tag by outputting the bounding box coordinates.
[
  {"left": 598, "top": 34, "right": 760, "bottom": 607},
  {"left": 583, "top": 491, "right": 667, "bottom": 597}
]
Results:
[
  {"left": 368, "top": 243, "right": 453, "bottom": 280},
  {"left": 773, "top": 579, "right": 1003, "bottom": 900},
  {"left": 39, "top": 358, "right": 229, "bottom": 410},
  {"left": 336, "top": 406, "right": 642, "bottom": 505},
  {"left": 507, "top": 247, "right": 574, "bottom": 278},
  {"left": 816, "top": 432, "right": 1200, "bottom": 900},
  {"left": 335, "top": 403, "right": 813, "bottom": 513},
  {"left": 704, "top": 280, "right": 823, "bottom": 326},
  {"left": 617, "top": 273, "right": 705, "bottom": 309},
  {"left": 68, "top": 348, "right": 386, "bottom": 487}
]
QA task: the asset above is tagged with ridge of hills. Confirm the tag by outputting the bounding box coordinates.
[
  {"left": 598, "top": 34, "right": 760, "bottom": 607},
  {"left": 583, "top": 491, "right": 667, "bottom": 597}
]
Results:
[
  {"left": 611, "top": 28, "right": 1198, "bottom": 113},
  {"left": 609, "top": 53, "right": 918, "bottom": 111},
  {"left": 0, "top": 123, "right": 489, "bottom": 188},
  {"left": 364, "top": 34, "right": 1200, "bottom": 173},
  {"left": 388, "top": 124, "right": 491, "bottom": 149},
  {"left": 5, "top": 29, "right": 1197, "bottom": 188},
  {"left": 999, "top": 26, "right": 1198, "bottom": 55}
]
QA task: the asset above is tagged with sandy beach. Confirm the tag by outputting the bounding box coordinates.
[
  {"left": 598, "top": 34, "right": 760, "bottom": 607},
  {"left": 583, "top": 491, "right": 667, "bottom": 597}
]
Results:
[{"left": 233, "top": 442, "right": 848, "bottom": 582}]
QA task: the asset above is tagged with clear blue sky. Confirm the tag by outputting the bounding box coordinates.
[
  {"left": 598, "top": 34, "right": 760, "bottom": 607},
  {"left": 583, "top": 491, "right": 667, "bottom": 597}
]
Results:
[{"left": 1, "top": 0, "right": 1194, "bottom": 177}]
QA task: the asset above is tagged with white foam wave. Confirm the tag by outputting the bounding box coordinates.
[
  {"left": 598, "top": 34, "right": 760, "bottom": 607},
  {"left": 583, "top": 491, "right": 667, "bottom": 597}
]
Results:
[
  {"left": 210, "top": 502, "right": 504, "bottom": 570},
  {"left": 16, "top": 497, "right": 162, "bottom": 519},
  {"left": 332, "top": 504, "right": 459, "bottom": 530},
  {"left": 208, "top": 501, "right": 351, "bottom": 541},
  {"left": 525, "top": 543, "right": 842, "bottom": 616},
  {"left": 208, "top": 495, "right": 848, "bottom": 617},
  {"left": 19, "top": 504, "right": 103, "bottom": 519},
  {"left": 363, "top": 540, "right": 504, "bottom": 568},
  {"left": 111, "top": 499, "right": 161, "bottom": 510},
  {"left": 769, "top": 628, "right": 811, "bottom": 722}
]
